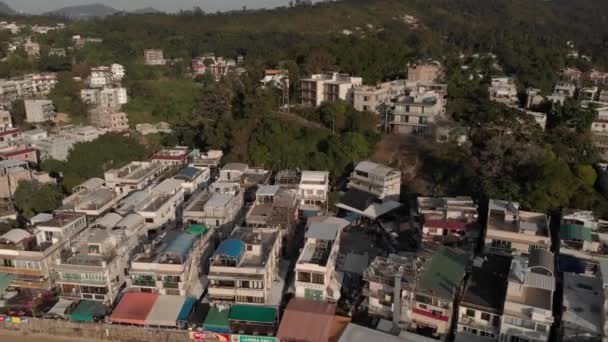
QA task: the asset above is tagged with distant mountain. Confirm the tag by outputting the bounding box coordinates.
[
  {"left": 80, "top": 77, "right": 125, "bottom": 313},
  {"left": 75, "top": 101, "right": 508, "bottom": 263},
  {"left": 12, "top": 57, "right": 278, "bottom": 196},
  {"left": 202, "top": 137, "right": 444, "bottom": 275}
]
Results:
[
  {"left": 132, "top": 7, "right": 162, "bottom": 14},
  {"left": 44, "top": 3, "right": 119, "bottom": 19},
  {"left": 0, "top": 1, "right": 16, "bottom": 15}
]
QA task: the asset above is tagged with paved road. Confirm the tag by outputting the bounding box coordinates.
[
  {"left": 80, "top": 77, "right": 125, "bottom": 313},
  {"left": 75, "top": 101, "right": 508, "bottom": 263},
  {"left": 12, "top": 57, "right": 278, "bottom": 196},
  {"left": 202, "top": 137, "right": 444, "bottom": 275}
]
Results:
[{"left": 0, "top": 330, "right": 101, "bottom": 342}]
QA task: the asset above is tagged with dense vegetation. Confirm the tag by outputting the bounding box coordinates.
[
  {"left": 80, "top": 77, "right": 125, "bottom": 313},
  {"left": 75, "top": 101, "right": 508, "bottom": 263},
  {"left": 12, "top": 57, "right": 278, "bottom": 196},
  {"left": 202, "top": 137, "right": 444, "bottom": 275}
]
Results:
[{"left": 13, "top": 181, "right": 64, "bottom": 218}]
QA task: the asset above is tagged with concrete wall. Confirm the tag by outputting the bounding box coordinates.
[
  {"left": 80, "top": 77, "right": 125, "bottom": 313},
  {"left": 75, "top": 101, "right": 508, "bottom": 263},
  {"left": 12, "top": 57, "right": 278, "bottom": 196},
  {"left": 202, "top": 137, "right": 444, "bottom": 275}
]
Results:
[{"left": 1, "top": 318, "right": 189, "bottom": 342}]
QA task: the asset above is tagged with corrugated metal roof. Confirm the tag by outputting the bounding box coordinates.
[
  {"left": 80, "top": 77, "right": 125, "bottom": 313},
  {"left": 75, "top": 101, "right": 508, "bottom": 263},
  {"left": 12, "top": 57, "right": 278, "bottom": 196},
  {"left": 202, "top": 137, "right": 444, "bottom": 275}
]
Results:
[
  {"left": 339, "top": 323, "right": 406, "bottom": 342},
  {"left": 70, "top": 300, "right": 105, "bottom": 322},
  {"left": 229, "top": 305, "right": 277, "bottom": 324},
  {"left": 110, "top": 292, "right": 158, "bottom": 325},
  {"left": 162, "top": 232, "right": 198, "bottom": 259},
  {"left": 306, "top": 222, "right": 339, "bottom": 241},
  {"left": 560, "top": 224, "right": 592, "bottom": 242},
  {"left": 177, "top": 297, "right": 196, "bottom": 322},
  {"left": 174, "top": 167, "right": 201, "bottom": 181},
  {"left": 204, "top": 307, "right": 230, "bottom": 333},
  {"left": 276, "top": 299, "right": 336, "bottom": 342},
  {"left": 0, "top": 272, "right": 15, "bottom": 297},
  {"left": 529, "top": 248, "right": 554, "bottom": 274},
  {"left": 213, "top": 239, "right": 245, "bottom": 262},
  {"left": 0, "top": 229, "right": 32, "bottom": 244},
  {"left": 144, "top": 295, "right": 186, "bottom": 327},
  {"left": 524, "top": 272, "right": 555, "bottom": 292}
]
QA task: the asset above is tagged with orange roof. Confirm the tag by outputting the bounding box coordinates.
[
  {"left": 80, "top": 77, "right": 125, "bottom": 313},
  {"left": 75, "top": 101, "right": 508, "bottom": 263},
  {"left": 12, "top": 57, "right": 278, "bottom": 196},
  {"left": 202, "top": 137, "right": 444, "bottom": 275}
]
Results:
[
  {"left": 329, "top": 316, "right": 351, "bottom": 342},
  {"left": 110, "top": 292, "right": 158, "bottom": 325},
  {"left": 276, "top": 299, "right": 337, "bottom": 342}
]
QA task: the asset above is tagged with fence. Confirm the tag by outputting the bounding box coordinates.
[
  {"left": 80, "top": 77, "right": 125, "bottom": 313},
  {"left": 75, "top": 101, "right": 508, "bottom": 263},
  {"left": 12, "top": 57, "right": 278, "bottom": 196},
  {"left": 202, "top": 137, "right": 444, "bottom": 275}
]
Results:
[{"left": 1, "top": 317, "right": 190, "bottom": 342}]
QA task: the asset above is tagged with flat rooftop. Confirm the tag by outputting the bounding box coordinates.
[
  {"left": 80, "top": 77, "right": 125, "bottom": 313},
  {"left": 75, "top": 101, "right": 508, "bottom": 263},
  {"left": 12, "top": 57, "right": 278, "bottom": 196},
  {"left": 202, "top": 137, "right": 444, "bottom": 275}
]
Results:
[
  {"left": 461, "top": 254, "right": 512, "bottom": 313},
  {"left": 38, "top": 212, "right": 85, "bottom": 228},
  {"left": 211, "top": 228, "right": 278, "bottom": 268},
  {"left": 109, "top": 162, "right": 161, "bottom": 180},
  {"left": 562, "top": 273, "right": 603, "bottom": 336}
]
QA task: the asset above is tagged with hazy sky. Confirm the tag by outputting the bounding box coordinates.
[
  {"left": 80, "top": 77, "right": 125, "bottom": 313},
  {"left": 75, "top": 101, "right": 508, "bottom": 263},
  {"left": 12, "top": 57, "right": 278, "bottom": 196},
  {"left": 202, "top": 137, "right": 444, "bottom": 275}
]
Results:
[{"left": 4, "top": 0, "right": 303, "bottom": 14}]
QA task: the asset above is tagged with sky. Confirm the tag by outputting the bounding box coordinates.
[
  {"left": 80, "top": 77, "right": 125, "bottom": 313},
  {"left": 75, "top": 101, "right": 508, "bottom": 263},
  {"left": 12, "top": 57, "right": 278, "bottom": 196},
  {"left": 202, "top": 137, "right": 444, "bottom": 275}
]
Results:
[{"left": 3, "top": 0, "right": 306, "bottom": 14}]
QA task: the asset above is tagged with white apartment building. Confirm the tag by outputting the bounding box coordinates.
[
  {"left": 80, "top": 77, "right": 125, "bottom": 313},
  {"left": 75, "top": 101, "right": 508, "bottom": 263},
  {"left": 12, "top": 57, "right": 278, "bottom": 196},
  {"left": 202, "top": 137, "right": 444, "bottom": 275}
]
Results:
[
  {"left": 353, "top": 80, "right": 406, "bottom": 114},
  {"left": 301, "top": 72, "right": 363, "bottom": 107},
  {"left": 24, "top": 99, "right": 56, "bottom": 123},
  {"left": 37, "top": 135, "right": 76, "bottom": 161},
  {"left": 128, "top": 229, "right": 213, "bottom": 296},
  {"left": 111, "top": 64, "right": 125, "bottom": 81},
  {"left": 99, "top": 87, "right": 128, "bottom": 108},
  {"left": 347, "top": 160, "right": 401, "bottom": 201},
  {"left": 183, "top": 181, "right": 244, "bottom": 228},
  {"left": 299, "top": 171, "right": 330, "bottom": 212},
  {"left": 135, "top": 178, "right": 185, "bottom": 228},
  {"left": 219, "top": 163, "right": 249, "bottom": 182},
  {"left": 208, "top": 227, "right": 281, "bottom": 305},
  {"left": 489, "top": 77, "right": 519, "bottom": 106},
  {"left": 104, "top": 161, "right": 164, "bottom": 195},
  {"left": 90, "top": 109, "right": 129, "bottom": 132},
  {"left": 0, "top": 213, "right": 87, "bottom": 290},
  {"left": 485, "top": 199, "right": 551, "bottom": 256},
  {"left": 88, "top": 67, "right": 112, "bottom": 88},
  {"left": 53, "top": 213, "right": 145, "bottom": 304},
  {"left": 548, "top": 83, "right": 576, "bottom": 104},
  {"left": 60, "top": 178, "right": 125, "bottom": 218},
  {"left": 391, "top": 84, "right": 447, "bottom": 135},
  {"left": 295, "top": 217, "right": 349, "bottom": 302},
  {"left": 500, "top": 249, "right": 555, "bottom": 342},
  {"left": 192, "top": 54, "right": 236, "bottom": 80},
  {"left": 62, "top": 125, "right": 105, "bottom": 143},
  {"left": 561, "top": 272, "right": 604, "bottom": 341},
  {"left": 172, "top": 166, "right": 211, "bottom": 195},
  {"left": 151, "top": 146, "right": 190, "bottom": 167}
]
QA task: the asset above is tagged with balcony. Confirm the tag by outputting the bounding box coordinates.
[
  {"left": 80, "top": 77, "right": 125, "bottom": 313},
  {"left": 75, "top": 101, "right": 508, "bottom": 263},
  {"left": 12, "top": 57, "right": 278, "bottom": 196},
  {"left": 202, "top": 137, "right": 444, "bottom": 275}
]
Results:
[
  {"left": 132, "top": 278, "right": 156, "bottom": 287},
  {"left": 458, "top": 315, "right": 499, "bottom": 333},
  {"left": 163, "top": 281, "right": 179, "bottom": 289}
]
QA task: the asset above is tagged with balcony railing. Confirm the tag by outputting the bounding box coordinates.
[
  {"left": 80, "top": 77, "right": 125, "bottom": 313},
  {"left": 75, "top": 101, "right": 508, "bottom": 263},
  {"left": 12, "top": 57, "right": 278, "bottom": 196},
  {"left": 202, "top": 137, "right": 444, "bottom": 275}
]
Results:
[
  {"left": 163, "top": 281, "right": 179, "bottom": 289},
  {"left": 133, "top": 279, "right": 156, "bottom": 287}
]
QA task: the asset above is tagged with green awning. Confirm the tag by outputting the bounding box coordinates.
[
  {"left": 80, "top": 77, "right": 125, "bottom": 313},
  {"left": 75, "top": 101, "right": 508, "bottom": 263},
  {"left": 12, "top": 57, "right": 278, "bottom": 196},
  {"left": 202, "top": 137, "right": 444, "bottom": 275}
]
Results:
[
  {"left": 187, "top": 224, "right": 208, "bottom": 235},
  {"left": 70, "top": 300, "right": 105, "bottom": 322},
  {"left": 229, "top": 305, "right": 277, "bottom": 324},
  {"left": 561, "top": 224, "right": 592, "bottom": 242},
  {"left": 0, "top": 272, "right": 15, "bottom": 297},
  {"left": 204, "top": 307, "right": 230, "bottom": 333}
]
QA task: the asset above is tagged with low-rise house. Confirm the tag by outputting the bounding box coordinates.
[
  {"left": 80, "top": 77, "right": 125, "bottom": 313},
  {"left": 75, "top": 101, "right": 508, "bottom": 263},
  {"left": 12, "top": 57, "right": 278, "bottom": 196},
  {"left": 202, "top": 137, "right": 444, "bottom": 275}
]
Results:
[
  {"left": 22, "top": 128, "right": 47, "bottom": 146},
  {"left": 208, "top": 227, "right": 281, "bottom": 305},
  {"left": 90, "top": 108, "right": 129, "bottom": 132},
  {"left": 172, "top": 166, "right": 210, "bottom": 196},
  {"left": 183, "top": 181, "right": 244, "bottom": 229},
  {"left": 128, "top": 229, "right": 213, "bottom": 296},
  {"left": 190, "top": 149, "right": 223, "bottom": 170},
  {"left": 24, "top": 99, "right": 55, "bottom": 123},
  {"left": 276, "top": 299, "right": 338, "bottom": 342},
  {"left": 549, "top": 83, "right": 576, "bottom": 104},
  {"left": 0, "top": 143, "right": 38, "bottom": 164},
  {"left": 104, "top": 161, "right": 164, "bottom": 195},
  {"left": 23, "top": 39, "right": 40, "bottom": 57},
  {"left": 456, "top": 254, "right": 512, "bottom": 341},
  {"left": 144, "top": 49, "right": 166, "bottom": 66},
  {"left": 36, "top": 135, "right": 75, "bottom": 161},
  {"left": 295, "top": 217, "right": 349, "bottom": 302},
  {"left": 561, "top": 272, "right": 604, "bottom": 341},
  {"left": 301, "top": 72, "right": 363, "bottom": 107},
  {"left": 559, "top": 222, "right": 607, "bottom": 272},
  {"left": 0, "top": 160, "right": 33, "bottom": 198},
  {"left": 53, "top": 212, "right": 145, "bottom": 304},
  {"left": 526, "top": 88, "right": 544, "bottom": 109},
  {"left": 135, "top": 178, "right": 185, "bottom": 228},
  {"left": 0, "top": 213, "right": 87, "bottom": 290},
  {"left": 561, "top": 68, "right": 583, "bottom": 83},
  {"left": 299, "top": 170, "right": 330, "bottom": 213},
  {"left": 600, "top": 90, "right": 608, "bottom": 103},
  {"left": 408, "top": 62, "right": 445, "bottom": 83},
  {"left": 591, "top": 110, "right": 608, "bottom": 161},
  {"left": 489, "top": 77, "right": 519, "bottom": 106},
  {"left": 347, "top": 160, "right": 401, "bottom": 201},
  {"left": 192, "top": 54, "right": 236, "bottom": 80},
  {"left": 0, "top": 109, "right": 12, "bottom": 129},
  {"left": 246, "top": 185, "right": 299, "bottom": 234},
  {"left": 500, "top": 249, "right": 555, "bottom": 342},
  {"left": 62, "top": 125, "right": 105, "bottom": 143},
  {"left": 409, "top": 247, "right": 470, "bottom": 338},
  {"left": 485, "top": 199, "right": 551, "bottom": 255},
  {"left": 151, "top": 146, "right": 190, "bottom": 167},
  {"left": 353, "top": 80, "right": 406, "bottom": 114},
  {"left": 98, "top": 87, "right": 128, "bottom": 108},
  {"left": 581, "top": 87, "right": 599, "bottom": 102},
  {"left": 60, "top": 178, "right": 125, "bottom": 218},
  {"left": 219, "top": 163, "right": 249, "bottom": 182}
]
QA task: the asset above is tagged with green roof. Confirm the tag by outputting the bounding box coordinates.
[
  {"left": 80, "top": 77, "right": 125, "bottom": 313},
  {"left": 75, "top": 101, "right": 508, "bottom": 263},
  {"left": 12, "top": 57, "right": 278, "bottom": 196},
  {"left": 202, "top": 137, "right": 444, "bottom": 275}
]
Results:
[
  {"left": 187, "top": 224, "right": 208, "bottom": 235},
  {"left": 0, "top": 272, "right": 15, "bottom": 296},
  {"left": 561, "top": 224, "right": 592, "bottom": 241},
  {"left": 204, "top": 307, "right": 230, "bottom": 330},
  {"left": 229, "top": 305, "right": 277, "bottom": 324},
  {"left": 418, "top": 247, "right": 469, "bottom": 299},
  {"left": 70, "top": 300, "right": 105, "bottom": 322}
]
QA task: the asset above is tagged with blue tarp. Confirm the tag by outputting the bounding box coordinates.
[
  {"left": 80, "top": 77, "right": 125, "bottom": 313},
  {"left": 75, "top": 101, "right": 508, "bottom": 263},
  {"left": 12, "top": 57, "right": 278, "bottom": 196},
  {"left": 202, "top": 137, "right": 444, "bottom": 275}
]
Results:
[
  {"left": 177, "top": 297, "right": 196, "bottom": 322},
  {"left": 345, "top": 212, "right": 361, "bottom": 223},
  {"left": 162, "top": 233, "right": 198, "bottom": 258},
  {"left": 213, "top": 239, "right": 245, "bottom": 262},
  {"left": 558, "top": 254, "right": 586, "bottom": 274},
  {"left": 175, "top": 167, "right": 201, "bottom": 181}
]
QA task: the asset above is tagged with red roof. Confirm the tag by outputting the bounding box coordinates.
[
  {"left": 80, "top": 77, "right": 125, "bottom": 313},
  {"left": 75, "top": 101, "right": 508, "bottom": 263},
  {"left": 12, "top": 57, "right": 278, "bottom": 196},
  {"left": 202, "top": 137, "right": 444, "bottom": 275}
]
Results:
[
  {"left": 0, "top": 129, "right": 21, "bottom": 138},
  {"left": 110, "top": 292, "right": 158, "bottom": 325},
  {"left": 413, "top": 308, "right": 449, "bottom": 322},
  {"left": 423, "top": 219, "right": 476, "bottom": 231},
  {"left": 276, "top": 299, "right": 336, "bottom": 342},
  {"left": 0, "top": 147, "right": 36, "bottom": 157}
]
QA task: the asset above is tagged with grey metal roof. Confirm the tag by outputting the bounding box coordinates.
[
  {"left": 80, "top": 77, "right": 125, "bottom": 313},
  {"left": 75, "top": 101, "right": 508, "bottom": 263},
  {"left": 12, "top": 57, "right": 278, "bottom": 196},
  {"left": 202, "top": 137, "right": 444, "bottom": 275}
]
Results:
[
  {"left": 529, "top": 248, "right": 554, "bottom": 275},
  {"left": 339, "top": 323, "right": 424, "bottom": 342},
  {"left": 306, "top": 222, "right": 339, "bottom": 241}
]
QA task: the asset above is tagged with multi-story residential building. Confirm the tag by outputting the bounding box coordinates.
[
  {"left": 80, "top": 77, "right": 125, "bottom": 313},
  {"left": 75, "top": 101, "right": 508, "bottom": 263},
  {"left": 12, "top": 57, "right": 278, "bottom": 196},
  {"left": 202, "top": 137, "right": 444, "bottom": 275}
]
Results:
[
  {"left": 295, "top": 217, "right": 349, "bottom": 302},
  {"left": 98, "top": 87, "right": 128, "bottom": 108},
  {"left": 0, "top": 110, "right": 11, "bottom": 129},
  {"left": 456, "top": 254, "right": 512, "bottom": 341},
  {"left": 347, "top": 160, "right": 401, "bottom": 201},
  {"left": 353, "top": 80, "right": 407, "bottom": 114},
  {"left": 208, "top": 227, "right": 281, "bottom": 305},
  {"left": 246, "top": 185, "right": 299, "bottom": 233},
  {"left": 190, "top": 149, "right": 223, "bottom": 170},
  {"left": 500, "top": 249, "right": 555, "bottom": 342},
  {"left": 489, "top": 77, "right": 519, "bottom": 106},
  {"left": 219, "top": 163, "right": 249, "bottom": 182},
  {"left": 23, "top": 40, "right": 40, "bottom": 57},
  {"left": 558, "top": 222, "right": 608, "bottom": 273},
  {"left": 111, "top": 64, "right": 125, "bottom": 81},
  {"left": 581, "top": 87, "right": 599, "bottom": 102},
  {"left": 22, "top": 128, "right": 47, "bottom": 146},
  {"left": 299, "top": 171, "right": 330, "bottom": 212},
  {"left": 172, "top": 166, "right": 210, "bottom": 196},
  {"left": 30, "top": 73, "right": 58, "bottom": 94},
  {"left": 0, "top": 212, "right": 87, "bottom": 290},
  {"left": 88, "top": 67, "right": 112, "bottom": 88},
  {"left": 300, "top": 72, "right": 363, "bottom": 106},
  {"left": 144, "top": 49, "right": 166, "bottom": 66},
  {"left": 183, "top": 181, "right": 244, "bottom": 229},
  {"left": 525, "top": 88, "right": 543, "bottom": 109},
  {"left": 62, "top": 125, "right": 105, "bottom": 143},
  {"left": 591, "top": 110, "right": 608, "bottom": 161},
  {"left": 561, "top": 272, "right": 604, "bottom": 341},
  {"left": 485, "top": 199, "right": 551, "bottom": 256},
  {"left": 192, "top": 54, "right": 236, "bottom": 80},
  {"left": 0, "top": 143, "right": 38, "bottom": 164},
  {"left": 0, "top": 127, "right": 21, "bottom": 147},
  {"left": 53, "top": 212, "right": 145, "bottom": 304},
  {"left": 561, "top": 68, "right": 583, "bottom": 83},
  {"left": 409, "top": 247, "right": 470, "bottom": 338},
  {"left": 0, "top": 159, "right": 34, "bottom": 198},
  {"left": 407, "top": 62, "right": 445, "bottom": 83},
  {"left": 104, "top": 161, "right": 164, "bottom": 195},
  {"left": 60, "top": 178, "right": 125, "bottom": 218},
  {"left": 128, "top": 229, "right": 213, "bottom": 296},
  {"left": 24, "top": 99, "right": 56, "bottom": 123},
  {"left": 36, "top": 135, "right": 75, "bottom": 161},
  {"left": 391, "top": 84, "right": 447, "bottom": 135},
  {"left": 599, "top": 90, "right": 608, "bottom": 103},
  {"left": 90, "top": 108, "right": 129, "bottom": 132},
  {"left": 260, "top": 69, "right": 289, "bottom": 89},
  {"left": 135, "top": 178, "right": 185, "bottom": 228},
  {"left": 417, "top": 196, "right": 479, "bottom": 245},
  {"left": 48, "top": 48, "right": 67, "bottom": 57},
  {"left": 150, "top": 146, "right": 190, "bottom": 167},
  {"left": 80, "top": 88, "right": 99, "bottom": 104},
  {"left": 548, "top": 83, "right": 577, "bottom": 104}
]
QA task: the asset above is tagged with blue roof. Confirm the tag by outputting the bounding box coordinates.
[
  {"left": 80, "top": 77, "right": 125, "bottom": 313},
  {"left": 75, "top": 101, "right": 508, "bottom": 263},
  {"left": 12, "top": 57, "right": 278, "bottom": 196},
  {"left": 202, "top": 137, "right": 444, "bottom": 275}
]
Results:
[
  {"left": 162, "top": 233, "right": 199, "bottom": 258},
  {"left": 175, "top": 167, "right": 201, "bottom": 181},
  {"left": 177, "top": 297, "right": 196, "bottom": 322},
  {"left": 213, "top": 239, "right": 245, "bottom": 262}
]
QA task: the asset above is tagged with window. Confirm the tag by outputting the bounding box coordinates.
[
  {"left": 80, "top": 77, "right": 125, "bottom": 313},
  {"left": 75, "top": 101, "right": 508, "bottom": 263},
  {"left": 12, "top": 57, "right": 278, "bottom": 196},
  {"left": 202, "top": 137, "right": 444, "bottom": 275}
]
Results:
[
  {"left": 311, "top": 273, "right": 324, "bottom": 284},
  {"left": 297, "top": 272, "right": 311, "bottom": 283},
  {"left": 491, "top": 239, "right": 512, "bottom": 251},
  {"left": 246, "top": 245, "right": 253, "bottom": 251},
  {"left": 465, "top": 309, "right": 475, "bottom": 317},
  {"left": 536, "top": 324, "right": 547, "bottom": 333},
  {"left": 145, "top": 218, "right": 154, "bottom": 223},
  {"left": 480, "top": 312, "right": 491, "bottom": 321}
]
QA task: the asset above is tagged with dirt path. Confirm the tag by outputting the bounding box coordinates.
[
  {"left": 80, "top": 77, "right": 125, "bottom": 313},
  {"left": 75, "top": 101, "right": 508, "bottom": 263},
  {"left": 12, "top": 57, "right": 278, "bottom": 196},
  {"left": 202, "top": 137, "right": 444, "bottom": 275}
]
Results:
[{"left": 0, "top": 329, "right": 104, "bottom": 342}]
